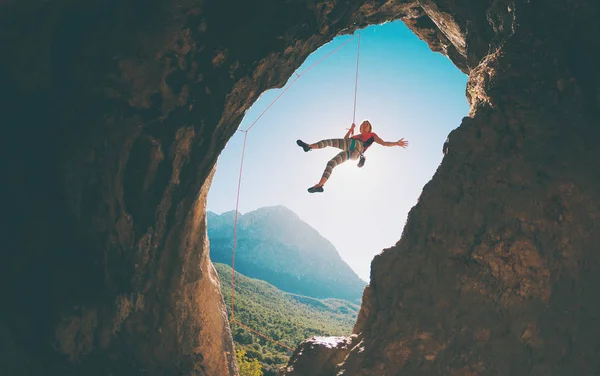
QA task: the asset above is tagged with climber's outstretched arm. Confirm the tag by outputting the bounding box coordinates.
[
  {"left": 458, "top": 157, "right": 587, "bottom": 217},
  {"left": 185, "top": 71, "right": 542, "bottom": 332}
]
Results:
[{"left": 374, "top": 134, "right": 409, "bottom": 148}]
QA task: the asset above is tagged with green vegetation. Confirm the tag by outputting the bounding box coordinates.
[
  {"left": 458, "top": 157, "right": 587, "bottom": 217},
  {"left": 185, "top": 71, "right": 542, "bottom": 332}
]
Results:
[
  {"left": 215, "top": 263, "right": 359, "bottom": 376},
  {"left": 236, "top": 349, "right": 263, "bottom": 376}
]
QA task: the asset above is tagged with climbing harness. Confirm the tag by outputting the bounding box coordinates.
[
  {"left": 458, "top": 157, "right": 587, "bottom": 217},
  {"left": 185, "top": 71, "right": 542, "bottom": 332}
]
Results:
[{"left": 228, "top": 31, "right": 363, "bottom": 352}]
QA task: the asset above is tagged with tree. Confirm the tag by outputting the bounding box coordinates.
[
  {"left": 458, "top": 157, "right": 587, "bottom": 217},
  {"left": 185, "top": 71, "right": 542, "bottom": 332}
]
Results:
[{"left": 236, "top": 349, "right": 263, "bottom": 376}]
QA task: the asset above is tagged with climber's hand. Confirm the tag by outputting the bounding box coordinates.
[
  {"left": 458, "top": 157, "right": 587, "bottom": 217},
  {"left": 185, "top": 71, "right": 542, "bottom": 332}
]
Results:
[{"left": 397, "top": 138, "right": 408, "bottom": 148}]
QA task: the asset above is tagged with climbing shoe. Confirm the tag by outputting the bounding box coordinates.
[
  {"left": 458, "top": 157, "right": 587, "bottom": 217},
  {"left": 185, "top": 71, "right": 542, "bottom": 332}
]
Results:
[
  {"left": 357, "top": 155, "right": 366, "bottom": 168},
  {"left": 307, "top": 186, "right": 324, "bottom": 193},
  {"left": 296, "top": 140, "right": 311, "bottom": 152}
]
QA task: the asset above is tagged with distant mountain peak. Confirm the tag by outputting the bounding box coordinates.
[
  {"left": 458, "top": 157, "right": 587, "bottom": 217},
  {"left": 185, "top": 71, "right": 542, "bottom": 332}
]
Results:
[
  {"left": 244, "top": 205, "right": 299, "bottom": 219},
  {"left": 207, "top": 205, "right": 367, "bottom": 302}
]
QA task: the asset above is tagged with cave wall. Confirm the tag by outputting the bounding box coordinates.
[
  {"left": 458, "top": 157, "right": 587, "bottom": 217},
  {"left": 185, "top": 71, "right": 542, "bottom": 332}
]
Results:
[
  {"left": 1, "top": 0, "right": 599, "bottom": 375},
  {"left": 0, "top": 0, "right": 416, "bottom": 375},
  {"left": 337, "top": 1, "right": 600, "bottom": 375}
]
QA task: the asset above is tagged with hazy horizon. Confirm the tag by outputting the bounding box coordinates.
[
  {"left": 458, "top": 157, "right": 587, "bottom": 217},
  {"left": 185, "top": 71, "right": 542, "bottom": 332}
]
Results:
[{"left": 207, "top": 20, "right": 469, "bottom": 282}]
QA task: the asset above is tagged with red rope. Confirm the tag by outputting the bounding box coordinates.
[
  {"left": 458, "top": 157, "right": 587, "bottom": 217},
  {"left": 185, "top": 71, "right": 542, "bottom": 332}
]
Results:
[
  {"left": 233, "top": 319, "right": 295, "bottom": 352},
  {"left": 244, "top": 34, "right": 358, "bottom": 133},
  {"left": 244, "top": 75, "right": 301, "bottom": 132},
  {"left": 352, "top": 32, "right": 361, "bottom": 124},
  {"left": 297, "top": 34, "right": 359, "bottom": 77},
  {"left": 230, "top": 130, "right": 248, "bottom": 322}
]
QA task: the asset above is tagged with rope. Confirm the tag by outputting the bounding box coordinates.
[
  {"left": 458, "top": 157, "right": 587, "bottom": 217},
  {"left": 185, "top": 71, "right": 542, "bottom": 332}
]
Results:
[
  {"left": 352, "top": 32, "right": 361, "bottom": 125},
  {"left": 228, "top": 31, "right": 362, "bottom": 352},
  {"left": 245, "top": 34, "right": 358, "bottom": 133},
  {"left": 230, "top": 130, "right": 248, "bottom": 323},
  {"left": 233, "top": 320, "right": 295, "bottom": 352}
]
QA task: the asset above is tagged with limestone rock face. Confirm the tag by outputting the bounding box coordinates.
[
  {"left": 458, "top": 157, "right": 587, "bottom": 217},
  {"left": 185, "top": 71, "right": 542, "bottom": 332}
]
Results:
[
  {"left": 336, "top": 3, "right": 600, "bottom": 376},
  {"left": 291, "top": 0, "right": 600, "bottom": 376},
  {"left": 283, "top": 336, "right": 359, "bottom": 376},
  {"left": 1, "top": 0, "right": 599, "bottom": 375}
]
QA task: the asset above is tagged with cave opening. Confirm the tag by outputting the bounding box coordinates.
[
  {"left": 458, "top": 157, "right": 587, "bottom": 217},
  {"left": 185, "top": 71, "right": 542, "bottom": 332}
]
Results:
[
  {"left": 2, "top": 0, "right": 600, "bottom": 374},
  {"left": 205, "top": 19, "right": 468, "bottom": 375}
]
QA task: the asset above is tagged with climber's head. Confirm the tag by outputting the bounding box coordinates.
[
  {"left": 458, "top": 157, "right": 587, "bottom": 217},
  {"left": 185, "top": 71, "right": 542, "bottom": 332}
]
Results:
[{"left": 360, "top": 120, "right": 372, "bottom": 133}]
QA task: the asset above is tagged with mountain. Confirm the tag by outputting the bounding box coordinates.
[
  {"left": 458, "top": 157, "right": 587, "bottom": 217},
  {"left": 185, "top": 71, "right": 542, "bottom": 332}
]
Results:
[
  {"left": 207, "top": 205, "right": 367, "bottom": 302},
  {"left": 214, "top": 263, "right": 358, "bottom": 376}
]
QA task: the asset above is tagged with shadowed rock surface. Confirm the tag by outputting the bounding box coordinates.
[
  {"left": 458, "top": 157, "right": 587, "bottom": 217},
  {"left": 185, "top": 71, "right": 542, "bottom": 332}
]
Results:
[
  {"left": 1, "top": 0, "right": 599, "bottom": 375},
  {"left": 283, "top": 335, "right": 359, "bottom": 376}
]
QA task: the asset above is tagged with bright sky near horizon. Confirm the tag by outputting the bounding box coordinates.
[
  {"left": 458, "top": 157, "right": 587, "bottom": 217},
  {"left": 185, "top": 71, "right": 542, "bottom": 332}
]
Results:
[{"left": 207, "top": 20, "right": 469, "bottom": 282}]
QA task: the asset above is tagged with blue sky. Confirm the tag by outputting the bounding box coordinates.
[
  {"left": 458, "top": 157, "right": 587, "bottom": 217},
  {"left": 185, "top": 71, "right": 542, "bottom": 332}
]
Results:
[{"left": 207, "top": 20, "right": 469, "bottom": 282}]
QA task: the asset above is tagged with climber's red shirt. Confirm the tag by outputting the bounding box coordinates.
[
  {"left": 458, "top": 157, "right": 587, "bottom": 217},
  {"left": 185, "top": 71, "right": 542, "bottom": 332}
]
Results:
[{"left": 352, "top": 132, "right": 377, "bottom": 151}]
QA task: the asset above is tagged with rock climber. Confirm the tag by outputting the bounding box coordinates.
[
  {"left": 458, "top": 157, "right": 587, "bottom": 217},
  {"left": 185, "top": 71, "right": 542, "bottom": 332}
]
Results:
[{"left": 296, "top": 120, "right": 408, "bottom": 193}]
